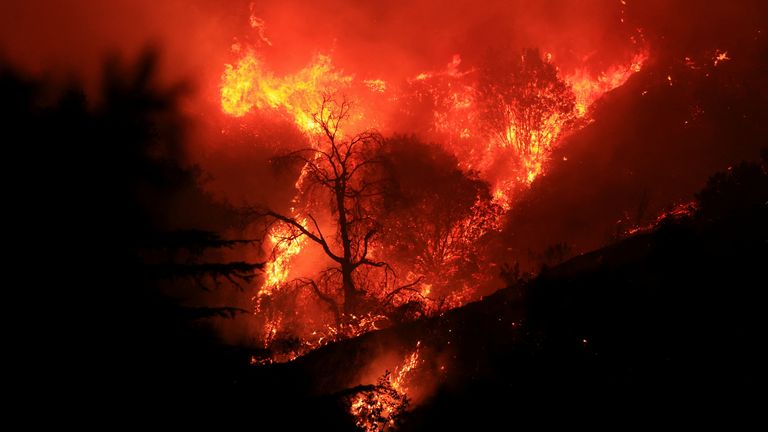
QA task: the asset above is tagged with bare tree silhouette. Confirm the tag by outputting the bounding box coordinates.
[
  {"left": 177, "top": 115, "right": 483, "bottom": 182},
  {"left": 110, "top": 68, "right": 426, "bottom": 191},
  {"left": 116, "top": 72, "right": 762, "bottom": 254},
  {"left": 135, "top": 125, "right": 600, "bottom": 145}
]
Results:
[{"left": 254, "top": 96, "right": 419, "bottom": 319}]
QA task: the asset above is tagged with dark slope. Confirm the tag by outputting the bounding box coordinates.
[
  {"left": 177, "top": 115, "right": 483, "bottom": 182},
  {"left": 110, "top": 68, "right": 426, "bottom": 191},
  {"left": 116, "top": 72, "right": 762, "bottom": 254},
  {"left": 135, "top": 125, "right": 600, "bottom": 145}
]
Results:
[{"left": 228, "top": 160, "right": 767, "bottom": 428}]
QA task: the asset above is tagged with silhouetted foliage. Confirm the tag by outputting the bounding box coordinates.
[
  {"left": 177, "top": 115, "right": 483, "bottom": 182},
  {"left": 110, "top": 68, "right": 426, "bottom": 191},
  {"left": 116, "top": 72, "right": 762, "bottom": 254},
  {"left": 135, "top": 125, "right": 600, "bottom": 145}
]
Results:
[
  {"left": 537, "top": 241, "right": 573, "bottom": 267},
  {"left": 141, "top": 229, "right": 257, "bottom": 251},
  {"left": 695, "top": 156, "right": 768, "bottom": 221},
  {"left": 377, "top": 135, "right": 500, "bottom": 304},
  {"left": 3, "top": 51, "right": 261, "bottom": 408},
  {"left": 147, "top": 261, "right": 264, "bottom": 288}
]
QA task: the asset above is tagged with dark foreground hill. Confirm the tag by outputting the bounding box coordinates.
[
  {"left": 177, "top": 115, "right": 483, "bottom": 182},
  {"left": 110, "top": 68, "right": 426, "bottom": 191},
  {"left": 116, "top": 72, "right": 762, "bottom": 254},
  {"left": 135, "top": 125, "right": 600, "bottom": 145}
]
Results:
[{"left": 219, "top": 158, "right": 766, "bottom": 428}]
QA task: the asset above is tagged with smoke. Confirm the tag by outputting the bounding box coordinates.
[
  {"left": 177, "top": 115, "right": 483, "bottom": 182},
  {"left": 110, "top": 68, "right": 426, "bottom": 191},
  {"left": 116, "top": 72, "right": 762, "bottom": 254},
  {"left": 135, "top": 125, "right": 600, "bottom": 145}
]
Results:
[
  {"left": 0, "top": 0, "right": 650, "bottom": 104},
  {"left": 0, "top": 0, "right": 245, "bottom": 93},
  {"left": 3, "top": 0, "right": 764, "bottom": 91}
]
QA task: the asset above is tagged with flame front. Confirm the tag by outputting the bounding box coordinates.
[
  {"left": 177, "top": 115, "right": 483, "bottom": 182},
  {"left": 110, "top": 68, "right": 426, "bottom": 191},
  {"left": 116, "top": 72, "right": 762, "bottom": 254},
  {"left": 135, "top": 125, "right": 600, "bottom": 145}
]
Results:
[
  {"left": 566, "top": 51, "right": 649, "bottom": 116},
  {"left": 221, "top": 51, "right": 353, "bottom": 134}
]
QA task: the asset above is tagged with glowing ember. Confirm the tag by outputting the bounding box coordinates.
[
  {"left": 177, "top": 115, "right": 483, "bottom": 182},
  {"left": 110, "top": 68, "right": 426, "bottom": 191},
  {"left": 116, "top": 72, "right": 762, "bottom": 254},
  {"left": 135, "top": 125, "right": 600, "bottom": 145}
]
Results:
[
  {"left": 625, "top": 201, "right": 698, "bottom": 236},
  {"left": 713, "top": 50, "right": 731, "bottom": 66}
]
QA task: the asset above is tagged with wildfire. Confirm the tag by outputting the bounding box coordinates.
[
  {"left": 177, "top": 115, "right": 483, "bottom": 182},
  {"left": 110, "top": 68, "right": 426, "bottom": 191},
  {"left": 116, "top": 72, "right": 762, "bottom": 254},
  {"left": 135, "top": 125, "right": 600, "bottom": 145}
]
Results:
[
  {"left": 252, "top": 312, "right": 388, "bottom": 365},
  {"left": 566, "top": 50, "right": 649, "bottom": 117},
  {"left": 519, "top": 111, "right": 565, "bottom": 184},
  {"left": 261, "top": 218, "right": 308, "bottom": 293},
  {"left": 625, "top": 201, "right": 698, "bottom": 236},
  {"left": 221, "top": 46, "right": 648, "bottom": 193},
  {"left": 220, "top": 29, "right": 650, "bottom": 365},
  {"left": 252, "top": 218, "right": 308, "bottom": 351},
  {"left": 390, "top": 344, "right": 421, "bottom": 393},
  {"left": 403, "top": 48, "right": 649, "bottom": 200},
  {"left": 505, "top": 49, "right": 649, "bottom": 185},
  {"left": 350, "top": 342, "right": 422, "bottom": 432},
  {"left": 221, "top": 51, "right": 353, "bottom": 134}
]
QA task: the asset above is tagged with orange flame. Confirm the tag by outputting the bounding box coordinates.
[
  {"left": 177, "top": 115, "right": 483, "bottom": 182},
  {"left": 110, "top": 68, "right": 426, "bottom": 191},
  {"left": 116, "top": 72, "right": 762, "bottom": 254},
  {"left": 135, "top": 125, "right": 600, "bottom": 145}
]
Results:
[
  {"left": 252, "top": 218, "right": 308, "bottom": 350},
  {"left": 262, "top": 218, "right": 308, "bottom": 292},
  {"left": 221, "top": 51, "right": 353, "bottom": 134},
  {"left": 501, "top": 49, "right": 649, "bottom": 187},
  {"left": 566, "top": 50, "right": 648, "bottom": 117},
  {"left": 350, "top": 342, "right": 422, "bottom": 431}
]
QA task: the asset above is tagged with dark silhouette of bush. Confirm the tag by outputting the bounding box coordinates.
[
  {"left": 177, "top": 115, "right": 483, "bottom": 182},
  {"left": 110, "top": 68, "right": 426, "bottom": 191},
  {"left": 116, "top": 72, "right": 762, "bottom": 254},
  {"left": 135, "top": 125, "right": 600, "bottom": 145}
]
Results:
[
  {"left": 695, "top": 153, "right": 768, "bottom": 222},
  {"left": 3, "top": 51, "right": 262, "bottom": 413}
]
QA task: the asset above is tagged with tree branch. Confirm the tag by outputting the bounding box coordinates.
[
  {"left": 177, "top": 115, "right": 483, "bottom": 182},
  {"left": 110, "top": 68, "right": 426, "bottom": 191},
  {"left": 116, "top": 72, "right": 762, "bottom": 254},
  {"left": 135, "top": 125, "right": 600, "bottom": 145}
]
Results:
[
  {"left": 264, "top": 210, "right": 344, "bottom": 263},
  {"left": 295, "top": 277, "right": 340, "bottom": 321},
  {"left": 357, "top": 229, "right": 377, "bottom": 263},
  {"left": 380, "top": 276, "right": 426, "bottom": 308}
]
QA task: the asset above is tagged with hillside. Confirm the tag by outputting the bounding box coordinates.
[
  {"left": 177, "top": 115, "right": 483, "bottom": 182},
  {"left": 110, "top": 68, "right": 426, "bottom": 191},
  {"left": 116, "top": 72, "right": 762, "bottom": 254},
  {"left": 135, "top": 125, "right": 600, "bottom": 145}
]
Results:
[{"left": 223, "top": 159, "right": 766, "bottom": 427}]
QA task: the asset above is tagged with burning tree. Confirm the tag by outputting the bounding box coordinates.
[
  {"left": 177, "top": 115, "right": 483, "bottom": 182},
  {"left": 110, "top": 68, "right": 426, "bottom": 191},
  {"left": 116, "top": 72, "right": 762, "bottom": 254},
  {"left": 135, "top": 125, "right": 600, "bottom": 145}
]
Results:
[
  {"left": 478, "top": 48, "right": 577, "bottom": 183},
  {"left": 256, "top": 96, "right": 405, "bottom": 323},
  {"left": 377, "top": 136, "right": 504, "bottom": 310},
  {"left": 349, "top": 342, "right": 422, "bottom": 432}
]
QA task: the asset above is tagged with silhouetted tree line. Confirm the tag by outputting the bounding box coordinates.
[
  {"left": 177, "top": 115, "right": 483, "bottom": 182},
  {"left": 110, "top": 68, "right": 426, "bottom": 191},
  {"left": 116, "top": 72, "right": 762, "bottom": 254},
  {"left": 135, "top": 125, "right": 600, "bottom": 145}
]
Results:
[
  {"left": 2, "top": 50, "right": 261, "bottom": 406},
  {"left": 695, "top": 150, "right": 768, "bottom": 222}
]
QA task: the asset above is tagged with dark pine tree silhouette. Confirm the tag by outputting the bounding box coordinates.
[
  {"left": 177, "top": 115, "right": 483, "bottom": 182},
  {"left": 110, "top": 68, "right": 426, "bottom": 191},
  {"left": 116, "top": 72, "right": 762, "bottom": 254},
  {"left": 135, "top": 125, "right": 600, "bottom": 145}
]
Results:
[{"left": 2, "top": 50, "right": 263, "bottom": 405}]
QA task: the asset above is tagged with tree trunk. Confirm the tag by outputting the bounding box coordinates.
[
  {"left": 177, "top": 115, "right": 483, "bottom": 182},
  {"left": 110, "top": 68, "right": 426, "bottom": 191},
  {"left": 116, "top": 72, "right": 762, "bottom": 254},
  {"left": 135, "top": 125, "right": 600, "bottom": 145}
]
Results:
[
  {"left": 336, "top": 178, "right": 358, "bottom": 316},
  {"left": 342, "top": 263, "right": 358, "bottom": 315}
]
